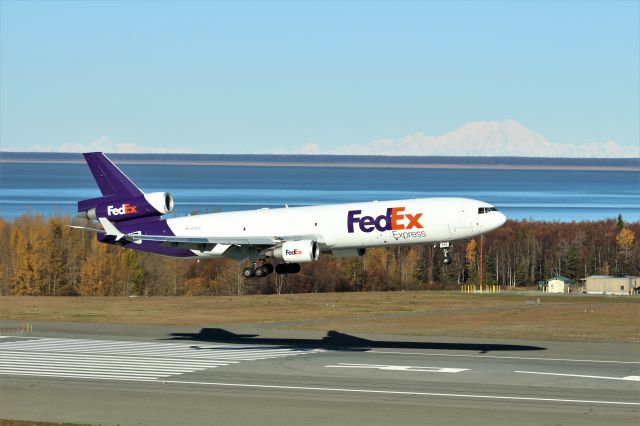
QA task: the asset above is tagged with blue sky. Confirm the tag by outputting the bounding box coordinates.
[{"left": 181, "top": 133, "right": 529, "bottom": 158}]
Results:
[{"left": 1, "top": 1, "right": 638, "bottom": 154}]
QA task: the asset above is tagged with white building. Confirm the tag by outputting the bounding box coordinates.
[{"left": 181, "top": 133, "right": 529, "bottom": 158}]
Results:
[
  {"left": 546, "top": 276, "right": 572, "bottom": 293},
  {"left": 583, "top": 276, "right": 639, "bottom": 295}
]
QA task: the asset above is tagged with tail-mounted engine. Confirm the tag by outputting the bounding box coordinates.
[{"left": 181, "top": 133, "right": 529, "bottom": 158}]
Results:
[
  {"left": 78, "top": 192, "right": 174, "bottom": 222},
  {"left": 264, "top": 240, "right": 320, "bottom": 263}
]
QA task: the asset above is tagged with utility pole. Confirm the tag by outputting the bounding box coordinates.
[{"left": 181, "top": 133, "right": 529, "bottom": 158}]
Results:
[{"left": 479, "top": 234, "right": 484, "bottom": 292}]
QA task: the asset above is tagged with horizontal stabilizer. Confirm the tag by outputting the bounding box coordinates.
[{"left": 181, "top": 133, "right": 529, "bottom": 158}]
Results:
[
  {"left": 67, "top": 225, "right": 105, "bottom": 234},
  {"left": 98, "top": 217, "right": 126, "bottom": 241}
]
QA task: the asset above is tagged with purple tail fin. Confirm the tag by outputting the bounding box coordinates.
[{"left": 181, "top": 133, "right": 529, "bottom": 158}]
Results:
[
  {"left": 78, "top": 152, "right": 151, "bottom": 218},
  {"left": 83, "top": 152, "right": 143, "bottom": 197}
]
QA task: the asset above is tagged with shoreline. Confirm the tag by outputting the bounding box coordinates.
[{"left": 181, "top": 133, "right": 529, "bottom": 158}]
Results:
[{"left": 1, "top": 158, "right": 638, "bottom": 172}]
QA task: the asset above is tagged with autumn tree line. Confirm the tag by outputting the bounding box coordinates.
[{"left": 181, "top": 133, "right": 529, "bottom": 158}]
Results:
[{"left": 0, "top": 214, "right": 637, "bottom": 296}]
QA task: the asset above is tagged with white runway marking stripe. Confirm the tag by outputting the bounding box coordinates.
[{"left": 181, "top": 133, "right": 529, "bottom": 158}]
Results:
[
  {"left": 0, "top": 351, "right": 233, "bottom": 365},
  {"left": 0, "top": 357, "right": 203, "bottom": 370},
  {"left": 369, "top": 351, "right": 640, "bottom": 364},
  {"left": 161, "top": 379, "right": 640, "bottom": 406},
  {"left": 0, "top": 337, "right": 323, "bottom": 380},
  {"left": 0, "top": 358, "right": 214, "bottom": 372},
  {"left": 325, "top": 363, "right": 469, "bottom": 373},
  {"left": 515, "top": 370, "right": 640, "bottom": 381},
  {"left": 0, "top": 370, "right": 160, "bottom": 381}
]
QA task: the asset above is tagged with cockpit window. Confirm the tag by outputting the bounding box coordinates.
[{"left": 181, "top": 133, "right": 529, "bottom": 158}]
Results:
[{"left": 478, "top": 207, "right": 499, "bottom": 214}]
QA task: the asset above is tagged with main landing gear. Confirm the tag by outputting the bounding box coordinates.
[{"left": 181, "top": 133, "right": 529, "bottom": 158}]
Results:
[
  {"left": 242, "top": 262, "right": 301, "bottom": 278},
  {"left": 243, "top": 262, "right": 274, "bottom": 278},
  {"left": 436, "top": 241, "right": 452, "bottom": 265}
]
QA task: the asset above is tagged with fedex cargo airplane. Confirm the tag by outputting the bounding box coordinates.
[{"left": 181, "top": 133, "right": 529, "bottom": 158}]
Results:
[{"left": 72, "top": 153, "right": 507, "bottom": 278}]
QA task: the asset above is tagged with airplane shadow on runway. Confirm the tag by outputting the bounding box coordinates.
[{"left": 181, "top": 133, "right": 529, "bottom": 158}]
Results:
[{"left": 165, "top": 329, "right": 546, "bottom": 354}]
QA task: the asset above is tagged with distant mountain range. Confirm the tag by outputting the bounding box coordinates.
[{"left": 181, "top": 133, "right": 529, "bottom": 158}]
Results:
[
  {"left": 1, "top": 120, "right": 638, "bottom": 158},
  {"left": 327, "top": 120, "right": 639, "bottom": 158}
]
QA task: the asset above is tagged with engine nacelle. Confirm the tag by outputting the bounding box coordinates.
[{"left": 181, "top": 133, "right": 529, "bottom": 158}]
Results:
[
  {"left": 79, "top": 192, "right": 174, "bottom": 222},
  {"left": 331, "top": 248, "right": 367, "bottom": 258},
  {"left": 266, "top": 240, "right": 320, "bottom": 263},
  {"left": 143, "top": 192, "right": 175, "bottom": 215}
]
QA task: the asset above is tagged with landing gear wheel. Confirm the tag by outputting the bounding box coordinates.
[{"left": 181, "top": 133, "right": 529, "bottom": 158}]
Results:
[
  {"left": 254, "top": 264, "right": 274, "bottom": 277},
  {"left": 287, "top": 263, "right": 301, "bottom": 274},
  {"left": 275, "top": 263, "right": 301, "bottom": 274},
  {"left": 262, "top": 263, "right": 274, "bottom": 275},
  {"left": 244, "top": 263, "right": 274, "bottom": 278}
]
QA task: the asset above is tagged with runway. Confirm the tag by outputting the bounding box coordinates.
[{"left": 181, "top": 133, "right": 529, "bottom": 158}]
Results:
[{"left": 1, "top": 322, "right": 638, "bottom": 425}]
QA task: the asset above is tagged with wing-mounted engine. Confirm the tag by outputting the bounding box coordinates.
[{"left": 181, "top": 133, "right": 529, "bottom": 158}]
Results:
[
  {"left": 264, "top": 240, "right": 320, "bottom": 263},
  {"left": 78, "top": 192, "right": 174, "bottom": 222}
]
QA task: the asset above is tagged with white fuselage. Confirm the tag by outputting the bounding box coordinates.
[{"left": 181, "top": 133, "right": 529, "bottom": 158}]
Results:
[{"left": 164, "top": 197, "right": 506, "bottom": 259}]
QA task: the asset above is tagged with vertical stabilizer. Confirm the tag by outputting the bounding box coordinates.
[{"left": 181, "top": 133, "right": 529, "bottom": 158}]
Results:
[
  {"left": 83, "top": 152, "right": 143, "bottom": 197},
  {"left": 78, "top": 152, "right": 173, "bottom": 222}
]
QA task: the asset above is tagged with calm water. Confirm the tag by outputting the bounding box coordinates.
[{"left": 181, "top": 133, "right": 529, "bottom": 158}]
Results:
[{"left": 1, "top": 162, "right": 638, "bottom": 222}]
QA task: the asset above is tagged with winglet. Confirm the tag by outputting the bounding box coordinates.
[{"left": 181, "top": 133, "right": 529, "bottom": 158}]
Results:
[{"left": 98, "top": 217, "right": 125, "bottom": 241}]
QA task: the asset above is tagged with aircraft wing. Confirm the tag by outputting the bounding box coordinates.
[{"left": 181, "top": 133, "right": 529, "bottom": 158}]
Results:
[
  {"left": 127, "top": 234, "right": 280, "bottom": 246},
  {"left": 69, "top": 222, "right": 322, "bottom": 248},
  {"left": 70, "top": 225, "right": 279, "bottom": 245}
]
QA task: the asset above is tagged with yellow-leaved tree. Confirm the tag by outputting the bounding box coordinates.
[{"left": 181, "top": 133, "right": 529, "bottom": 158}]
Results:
[
  {"left": 465, "top": 239, "right": 477, "bottom": 283},
  {"left": 78, "top": 237, "right": 110, "bottom": 296},
  {"left": 616, "top": 228, "right": 636, "bottom": 273},
  {"left": 10, "top": 216, "right": 48, "bottom": 295}
]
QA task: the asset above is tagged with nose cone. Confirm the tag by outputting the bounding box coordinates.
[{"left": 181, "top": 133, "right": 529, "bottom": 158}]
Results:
[{"left": 497, "top": 212, "right": 507, "bottom": 227}]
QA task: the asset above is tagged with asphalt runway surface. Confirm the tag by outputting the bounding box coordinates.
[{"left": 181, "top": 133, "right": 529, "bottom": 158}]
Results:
[{"left": 1, "top": 321, "right": 638, "bottom": 425}]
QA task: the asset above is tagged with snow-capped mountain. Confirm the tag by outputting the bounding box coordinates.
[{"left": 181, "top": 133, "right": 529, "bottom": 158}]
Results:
[{"left": 328, "top": 120, "right": 638, "bottom": 158}]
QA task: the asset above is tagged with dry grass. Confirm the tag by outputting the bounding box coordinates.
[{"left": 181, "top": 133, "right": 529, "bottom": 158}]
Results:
[
  {"left": 1, "top": 292, "right": 638, "bottom": 343},
  {"left": 0, "top": 421, "right": 92, "bottom": 426},
  {"left": 295, "top": 301, "right": 640, "bottom": 343}
]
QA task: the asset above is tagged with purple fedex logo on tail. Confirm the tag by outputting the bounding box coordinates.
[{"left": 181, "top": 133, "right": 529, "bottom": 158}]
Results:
[{"left": 347, "top": 207, "right": 423, "bottom": 233}]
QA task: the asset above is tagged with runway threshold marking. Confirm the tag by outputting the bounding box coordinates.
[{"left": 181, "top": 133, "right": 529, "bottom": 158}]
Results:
[
  {"left": 0, "top": 337, "right": 324, "bottom": 380},
  {"left": 325, "top": 363, "right": 468, "bottom": 373},
  {"left": 515, "top": 371, "right": 640, "bottom": 382},
  {"left": 369, "top": 351, "right": 640, "bottom": 365},
  {"left": 160, "top": 379, "right": 640, "bottom": 406}
]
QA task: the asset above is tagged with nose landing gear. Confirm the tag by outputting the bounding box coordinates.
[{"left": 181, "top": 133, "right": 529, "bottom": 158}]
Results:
[{"left": 436, "top": 241, "right": 452, "bottom": 264}]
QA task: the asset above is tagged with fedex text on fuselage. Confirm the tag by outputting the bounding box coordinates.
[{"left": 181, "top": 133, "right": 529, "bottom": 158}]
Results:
[{"left": 347, "top": 207, "right": 423, "bottom": 233}]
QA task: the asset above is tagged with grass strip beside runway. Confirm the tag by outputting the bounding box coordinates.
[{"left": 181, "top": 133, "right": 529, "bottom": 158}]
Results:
[
  {"left": 1, "top": 292, "right": 638, "bottom": 343},
  {"left": 0, "top": 420, "right": 93, "bottom": 426}
]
